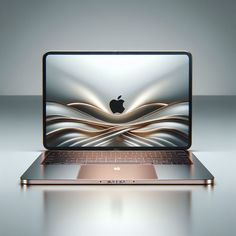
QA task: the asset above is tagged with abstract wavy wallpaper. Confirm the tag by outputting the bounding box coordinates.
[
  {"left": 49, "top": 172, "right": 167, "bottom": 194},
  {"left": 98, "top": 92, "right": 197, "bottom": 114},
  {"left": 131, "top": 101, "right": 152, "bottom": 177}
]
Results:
[{"left": 45, "top": 54, "right": 190, "bottom": 148}]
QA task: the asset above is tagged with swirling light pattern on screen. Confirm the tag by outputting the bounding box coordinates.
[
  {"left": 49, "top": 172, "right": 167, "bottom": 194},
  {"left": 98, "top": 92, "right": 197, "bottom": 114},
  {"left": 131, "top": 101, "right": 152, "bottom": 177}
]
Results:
[{"left": 45, "top": 54, "right": 190, "bottom": 147}]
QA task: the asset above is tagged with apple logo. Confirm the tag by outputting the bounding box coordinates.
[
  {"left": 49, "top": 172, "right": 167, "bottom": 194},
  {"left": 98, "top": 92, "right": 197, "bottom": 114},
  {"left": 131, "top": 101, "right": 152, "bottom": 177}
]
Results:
[{"left": 109, "top": 95, "right": 125, "bottom": 113}]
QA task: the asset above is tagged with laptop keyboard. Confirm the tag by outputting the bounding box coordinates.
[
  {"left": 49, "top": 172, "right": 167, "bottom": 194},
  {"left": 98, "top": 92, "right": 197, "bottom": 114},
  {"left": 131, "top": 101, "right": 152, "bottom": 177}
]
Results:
[{"left": 42, "top": 150, "right": 192, "bottom": 165}]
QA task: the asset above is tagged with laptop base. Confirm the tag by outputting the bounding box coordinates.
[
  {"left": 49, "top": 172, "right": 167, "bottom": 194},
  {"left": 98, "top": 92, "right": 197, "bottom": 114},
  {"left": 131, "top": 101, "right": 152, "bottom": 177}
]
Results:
[{"left": 21, "top": 151, "right": 214, "bottom": 185}]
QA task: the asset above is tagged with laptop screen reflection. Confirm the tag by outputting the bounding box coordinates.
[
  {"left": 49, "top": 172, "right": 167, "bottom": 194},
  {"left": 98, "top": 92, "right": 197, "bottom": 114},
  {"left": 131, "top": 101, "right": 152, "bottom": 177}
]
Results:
[{"left": 43, "top": 186, "right": 192, "bottom": 236}]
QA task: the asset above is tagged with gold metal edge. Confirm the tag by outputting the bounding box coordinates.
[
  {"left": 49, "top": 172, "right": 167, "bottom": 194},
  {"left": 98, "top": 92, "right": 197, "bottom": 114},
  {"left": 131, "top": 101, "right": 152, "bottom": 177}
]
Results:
[{"left": 21, "top": 179, "right": 28, "bottom": 185}]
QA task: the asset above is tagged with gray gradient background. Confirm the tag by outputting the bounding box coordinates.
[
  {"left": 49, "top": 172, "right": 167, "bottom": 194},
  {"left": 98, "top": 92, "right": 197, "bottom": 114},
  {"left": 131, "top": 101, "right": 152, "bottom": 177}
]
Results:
[{"left": 0, "top": 0, "right": 236, "bottom": 95}]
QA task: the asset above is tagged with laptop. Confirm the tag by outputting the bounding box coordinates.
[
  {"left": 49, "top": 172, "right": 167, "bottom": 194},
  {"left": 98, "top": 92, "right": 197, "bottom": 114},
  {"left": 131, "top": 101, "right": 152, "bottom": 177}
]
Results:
[{"left": 21, "top": 51, "right": 214, "bottom": 185}]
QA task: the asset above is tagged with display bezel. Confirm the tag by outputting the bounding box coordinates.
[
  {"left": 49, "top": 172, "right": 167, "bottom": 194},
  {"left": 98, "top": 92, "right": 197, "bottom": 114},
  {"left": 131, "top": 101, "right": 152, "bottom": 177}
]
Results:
[{"left": 43, "top": 51, "right": 192, "bottom": 150}]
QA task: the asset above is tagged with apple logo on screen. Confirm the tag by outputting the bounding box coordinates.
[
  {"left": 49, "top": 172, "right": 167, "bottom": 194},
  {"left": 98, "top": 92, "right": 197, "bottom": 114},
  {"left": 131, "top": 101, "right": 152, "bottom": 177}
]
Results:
[{"left": 109, "top": 95, "right": 125, "bottom": 113}]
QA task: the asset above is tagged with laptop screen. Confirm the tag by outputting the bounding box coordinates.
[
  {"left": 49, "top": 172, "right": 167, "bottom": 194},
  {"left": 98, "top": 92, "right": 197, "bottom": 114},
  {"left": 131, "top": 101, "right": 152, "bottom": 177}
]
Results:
[{"left": 44, "top": 52, "right": 191, "bottom": 149}]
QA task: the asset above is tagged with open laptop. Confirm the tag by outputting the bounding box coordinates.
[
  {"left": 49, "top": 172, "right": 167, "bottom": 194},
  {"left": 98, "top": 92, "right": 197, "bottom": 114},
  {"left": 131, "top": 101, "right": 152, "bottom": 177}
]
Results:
[{"left": 21, "top": 51, "right": 214, "bottom": 185}]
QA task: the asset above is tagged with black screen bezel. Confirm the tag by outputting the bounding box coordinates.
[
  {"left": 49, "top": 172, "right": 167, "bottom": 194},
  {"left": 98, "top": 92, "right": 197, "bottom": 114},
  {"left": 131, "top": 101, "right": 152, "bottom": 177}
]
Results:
[{"left": 43, "top": 51, "right": 192, "bottom": 150}]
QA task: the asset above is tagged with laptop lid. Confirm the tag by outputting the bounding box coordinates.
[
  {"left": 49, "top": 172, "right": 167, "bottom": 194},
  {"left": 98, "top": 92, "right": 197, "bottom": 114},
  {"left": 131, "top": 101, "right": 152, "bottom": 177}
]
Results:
[{"left": 43, "top": 51, "right": 192, "bottom": 150}]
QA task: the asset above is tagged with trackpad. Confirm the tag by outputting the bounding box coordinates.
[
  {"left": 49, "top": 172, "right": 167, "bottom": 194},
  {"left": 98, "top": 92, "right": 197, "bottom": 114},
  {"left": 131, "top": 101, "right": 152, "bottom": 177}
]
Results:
[{"left": 78, "top": 164, "right": 158, "bottom": 180}]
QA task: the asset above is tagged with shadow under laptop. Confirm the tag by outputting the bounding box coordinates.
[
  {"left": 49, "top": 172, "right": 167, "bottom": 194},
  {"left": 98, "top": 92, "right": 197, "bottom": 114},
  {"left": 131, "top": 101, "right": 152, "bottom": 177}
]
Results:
[{"left": 28, "top": 185, "right": 212, "bottom": 236}]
